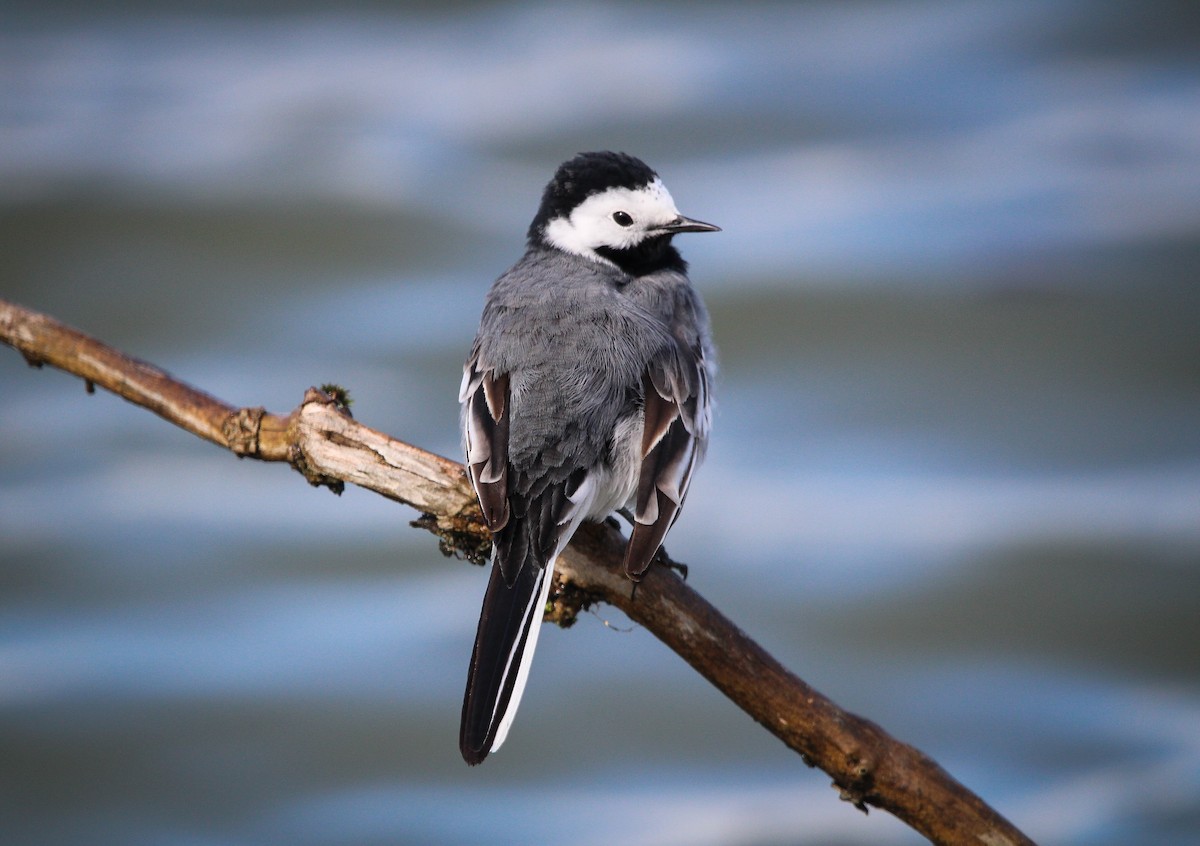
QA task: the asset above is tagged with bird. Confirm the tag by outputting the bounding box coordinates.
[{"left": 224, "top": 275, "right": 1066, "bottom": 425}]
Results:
[{"left": 458, "top": 151, "right": 719, "bottom": 765}]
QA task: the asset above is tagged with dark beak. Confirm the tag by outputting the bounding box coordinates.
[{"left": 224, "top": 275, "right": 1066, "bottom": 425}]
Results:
[{"left": 660, "top": 215, "right": 721, "bottom": 234}]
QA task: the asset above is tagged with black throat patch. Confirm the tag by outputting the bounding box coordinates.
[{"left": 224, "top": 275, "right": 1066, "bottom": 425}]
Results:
[{"left": 596, "top": 234, "right": 689, "bottom": 277}]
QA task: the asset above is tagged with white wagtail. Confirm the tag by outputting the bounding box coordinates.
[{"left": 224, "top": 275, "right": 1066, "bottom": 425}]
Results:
[{"left": 459, "top": 151, "right": 719, "bottom": 764}]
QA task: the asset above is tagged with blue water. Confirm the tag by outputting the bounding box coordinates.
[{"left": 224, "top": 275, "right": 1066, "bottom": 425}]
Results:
[{"left": 2, "top": 2, "right": 1199, "bottom": 844}]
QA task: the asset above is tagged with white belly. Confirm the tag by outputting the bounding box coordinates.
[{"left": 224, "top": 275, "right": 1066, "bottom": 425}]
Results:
[{"left": 583, "top": 412, "right": 643, "bottom": 520}]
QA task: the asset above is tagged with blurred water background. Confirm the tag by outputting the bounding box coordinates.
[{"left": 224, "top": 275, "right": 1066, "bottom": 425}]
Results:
[{"left": 2, "top": 1, "right": 1199, "bottom": 844}]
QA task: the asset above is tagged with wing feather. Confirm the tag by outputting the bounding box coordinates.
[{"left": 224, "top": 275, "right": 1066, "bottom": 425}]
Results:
[
  {"left": 463, "top": 354, "right": 511, "bottom": 531},
  {"left": 624, "top": 343, "right": 711, "bottom": 579},
  {"left": 461, "top": 339, "right": 604, "bottom": 762}
]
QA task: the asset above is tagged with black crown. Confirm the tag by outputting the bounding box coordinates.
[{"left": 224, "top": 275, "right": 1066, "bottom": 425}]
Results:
[{"left": 528, "top": 152, "right": 658, "bottom": 243}]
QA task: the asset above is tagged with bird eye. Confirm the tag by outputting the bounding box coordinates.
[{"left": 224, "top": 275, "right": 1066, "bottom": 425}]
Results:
[{"left": 612, "top": 211, "right": 634, "bottom": 227}]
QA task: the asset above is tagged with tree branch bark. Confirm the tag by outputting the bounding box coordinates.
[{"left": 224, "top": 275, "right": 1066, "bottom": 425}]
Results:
[{"left": 1, "top": 297, "right": 1035, "bottom": 846}]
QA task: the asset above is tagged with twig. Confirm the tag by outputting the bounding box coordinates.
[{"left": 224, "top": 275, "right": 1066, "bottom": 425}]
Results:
[{"left": 0, "top": 297, "right": 1035, "bottom": 846}]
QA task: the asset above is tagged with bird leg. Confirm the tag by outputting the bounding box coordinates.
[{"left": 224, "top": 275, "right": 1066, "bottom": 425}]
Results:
[
  {"left": 612, "top": 507, "right": 689, "bottom": 583},
  {"left": 652, "top": 544, "right": 689, "bottom": 581}
]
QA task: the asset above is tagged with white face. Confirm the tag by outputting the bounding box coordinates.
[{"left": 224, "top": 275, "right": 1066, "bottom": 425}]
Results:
[{"left": 544, "top": 178, "right": 683, "bottom": 262}]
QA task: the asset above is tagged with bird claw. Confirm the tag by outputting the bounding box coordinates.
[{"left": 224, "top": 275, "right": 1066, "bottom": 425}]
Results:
[
  {"left": 629, "top": 545, "right": 688, "bottom": 601},
  {"left": 654, "top": 545, "right": 688, "bottom": 580}
]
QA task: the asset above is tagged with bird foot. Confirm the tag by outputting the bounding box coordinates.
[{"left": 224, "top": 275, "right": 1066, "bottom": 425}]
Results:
[{"left": 654, "top": 545, "right": 688, "bottom": 580}]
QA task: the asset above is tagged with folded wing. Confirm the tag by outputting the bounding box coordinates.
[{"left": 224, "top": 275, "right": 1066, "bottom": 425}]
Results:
[
  {"left": 623, "top": 342, "right": 711, "bottom": 579},
  {"left": 459, "top": 348, "right": 600, "bottom": 764}
]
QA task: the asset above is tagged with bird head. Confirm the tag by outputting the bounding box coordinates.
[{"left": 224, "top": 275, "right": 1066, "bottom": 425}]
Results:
[{"left": 528, "top": 151, "right": 719, "bottom": 274}]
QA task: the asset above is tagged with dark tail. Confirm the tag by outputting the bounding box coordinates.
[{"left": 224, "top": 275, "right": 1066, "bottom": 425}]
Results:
[{"left": 459, "top": 554, "right": 551, "bottom": 765}]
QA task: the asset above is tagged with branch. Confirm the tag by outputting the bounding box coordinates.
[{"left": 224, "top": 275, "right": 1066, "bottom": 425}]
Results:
[{"left": 1, "top": 298, "right": 1035, "bottom": 846}]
